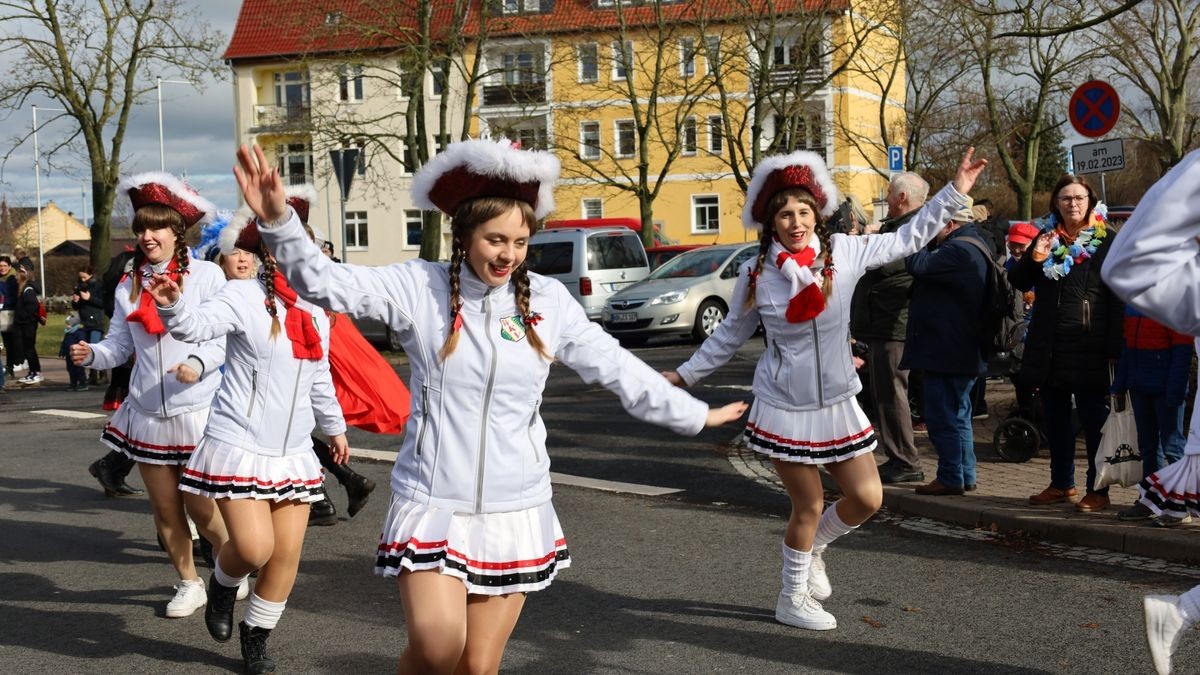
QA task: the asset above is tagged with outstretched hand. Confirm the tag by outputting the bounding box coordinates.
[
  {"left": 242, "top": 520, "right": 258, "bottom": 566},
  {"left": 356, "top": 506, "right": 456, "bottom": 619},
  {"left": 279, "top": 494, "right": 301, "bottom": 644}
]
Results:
[
  {"left": 146, "top": 273, "right": 181, "bottom": 307},
  {"left": 705, "top": 401, "right": 749, "bottom": 428},
  {"left": 234, "top": 144, "right": 287, "bottom": 223},
  {"left": 952, "top": 147, "right": 988, "bottom": 195}
]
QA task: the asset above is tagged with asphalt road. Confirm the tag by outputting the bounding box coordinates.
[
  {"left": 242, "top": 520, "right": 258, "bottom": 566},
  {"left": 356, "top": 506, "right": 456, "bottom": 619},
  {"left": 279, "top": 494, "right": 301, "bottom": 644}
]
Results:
[{"left": 1, "top": 337, "right": 1196, "bottom": 673}]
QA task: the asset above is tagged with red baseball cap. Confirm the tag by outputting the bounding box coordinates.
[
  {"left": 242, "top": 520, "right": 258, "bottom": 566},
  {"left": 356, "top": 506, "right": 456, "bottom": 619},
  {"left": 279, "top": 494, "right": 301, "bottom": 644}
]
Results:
[{"left": 1008, "top": 221, "right": 1040, "bottom": 245}]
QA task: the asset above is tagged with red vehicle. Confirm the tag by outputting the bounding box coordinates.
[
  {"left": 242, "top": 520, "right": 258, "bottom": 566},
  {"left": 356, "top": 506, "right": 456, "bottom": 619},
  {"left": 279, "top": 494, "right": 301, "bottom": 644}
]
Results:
[{"left": 645, "top": 244, "right": 706, "bottom": 270}]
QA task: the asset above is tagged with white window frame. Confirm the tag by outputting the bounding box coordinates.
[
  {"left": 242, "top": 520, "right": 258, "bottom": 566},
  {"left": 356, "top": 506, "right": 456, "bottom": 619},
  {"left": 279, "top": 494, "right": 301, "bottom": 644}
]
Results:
[
  {"left": 432, "top": 61, "right": 448, "bottom": 96},
  {"left": 691, "top": 194, "right": 720, "bottom": 234},
  {"left": 400, "top": 139, "right": 417, "bottom": 176},
  {"left": 345, "top": 210, "right": 369, "bottom": 251},
  {"left": 704, "top": 35, "right": 721, "bottom": 74},
  {"left": 681, "top": 116, "right": 697, "bottom": 155},
  {"left": 707, "top": 115, "right": 724, "bottom": 154},
  {"left": 276, "top": 142, "right": 312, "bottom": 185},
  {"left": 396, "top": 63, "right": 423, "bottom": 100},
  {"left": 579, "top": 121, "right": 601, "bottom": 160},
  {"left": 273, "top": 71, "right": 310, "bottom": 107},
  {"left": 612, "top": 40, "right": 633, "bottom": 81},
  {"left": 578, "top": 43, "right": 599, "bottom": 83},
  {"left": 679, "top": 37, "right": 696, "bottom": 78},
  {"left": 614, "top": 119, "right": 636, "bottom": 158},
  {"left": 403, "top": 209, "right": 423, "bottom": 250},
  {"left": 581, "top": 198, "right": 604, "bottom": 219},
  {"left": 339, "top": 64, "right": 364, "bottom": 102}
]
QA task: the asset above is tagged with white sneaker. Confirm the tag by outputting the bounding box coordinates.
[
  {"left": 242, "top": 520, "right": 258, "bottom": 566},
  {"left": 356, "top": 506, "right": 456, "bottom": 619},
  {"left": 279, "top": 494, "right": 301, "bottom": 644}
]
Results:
[
  {"left": 12, "top": 361, "right": 27, "bottom": 373},
  {"left": 236, "top": 577, "right": 250, "bottom": 601},
  {"left": 25, "top": 373, "right": 42, "bottom": 384},
  {"left": 809, "top": 547, "right": 831, "bottom": 601},
  {"left": 775, "top": 591, "right": 837, "bottom": 630},
  {"left": 1145, "top": 595, "right": 1186, "bottom": 675},
  {"left": 166, "top": 578, "right": 207, "bottom": 618}
]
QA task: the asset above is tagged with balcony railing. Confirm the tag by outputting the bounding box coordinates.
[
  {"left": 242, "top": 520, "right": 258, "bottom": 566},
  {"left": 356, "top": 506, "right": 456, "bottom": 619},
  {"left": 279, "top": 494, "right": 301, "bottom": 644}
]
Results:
[
  {"left": 252, "top": 103, "right": 311, "bottom": 131},
  {"left": 481, "top": 82, "right": 547, "bottom": 107},
  {"left": 767, "top": 65, "right": 827, "bottom": 89}
]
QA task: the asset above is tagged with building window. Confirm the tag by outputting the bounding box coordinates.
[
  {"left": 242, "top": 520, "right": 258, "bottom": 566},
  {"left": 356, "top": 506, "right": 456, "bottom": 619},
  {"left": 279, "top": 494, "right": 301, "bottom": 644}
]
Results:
[
  {"left": 345, "top": 211, "right": 369, "bottom": 250},
  {"left": 681, "top": 117, "right": 697, "bottom": 155},
  {"left": 276, "top": 143, "right": 312, "bottom": 185},
  {"left": 404, "top": 210, "right": 423, "bottom": 249},
  {"left": 578, "top": 43, "right": 598, "bottom": 82},
  {"left": 580, "top": 121, "right": 601, "bottom": 160},
  {"left": 615, "top": 120, "right": 636, "bottom": 158},
  {"left": 339, "top": 65, "right": 363, "bottom": 102},
  {"left": 432, "top": 61, "right": 448, "bottom": 96},
  {"left": 273, "top": 71, "right": 310, "bottom": 109},
  {"left": 692, "top": 195, "right": 719, "bottom": 233},
  {"left": 707, "top": 115, "right": 723, "bottom": 154},
  {"left": 772, "top": 112, "right": 826, "bottom": 157},
  {"left": 501, "top": 0, "right": 546, "bottom": 14},
  {"left": 612, "top": 40, "right": 633, "bottom": 81},
  {"left": 679, "top": 38, "right": 696, "bottom": 77},
  {"left": 342, "top": 139, "right": 367, "bottom": 176},
  {"left": 502, "top": 51, "right": 542, "bottom": 85},
  {"left": 772, "top": 35, "right": 822, "bottom": 69},
  {"left": 704, "top": 35, "right": 721, "bottom": 73},
  {"left": 581, "top": 198, "right": 603, "bottom": 219},
  {"left": 516, "top": 126, "right": 547, "bottom": 150},
  {"left": 397, "top": 64, "right": 422, "bottom": 99},
  {"left": 401, "top": 140, "right": 418, "bottom": 175}
]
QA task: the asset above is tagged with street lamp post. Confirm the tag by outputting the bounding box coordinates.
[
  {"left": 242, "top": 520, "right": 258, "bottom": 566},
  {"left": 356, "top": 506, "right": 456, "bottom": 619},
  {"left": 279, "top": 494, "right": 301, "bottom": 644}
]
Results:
[
  {"left": 32, "top": 104, "right": 67, "bottom": 296},
  {"left": 156, "top": 77, "right": 190, "bottom": 171}
]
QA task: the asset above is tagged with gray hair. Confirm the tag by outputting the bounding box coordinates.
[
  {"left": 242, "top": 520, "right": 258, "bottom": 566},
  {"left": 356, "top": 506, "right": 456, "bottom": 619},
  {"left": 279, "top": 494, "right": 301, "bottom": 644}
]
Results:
[{"left": 889, "top": 172, "right": 929, "bottom": 204}]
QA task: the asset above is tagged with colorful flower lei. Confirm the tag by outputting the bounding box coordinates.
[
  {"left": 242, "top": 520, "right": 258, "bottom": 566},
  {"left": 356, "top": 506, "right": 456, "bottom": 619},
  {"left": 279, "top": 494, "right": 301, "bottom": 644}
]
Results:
[{"left": 1041, "top": 210, "right": 1108, "bottom": 281}]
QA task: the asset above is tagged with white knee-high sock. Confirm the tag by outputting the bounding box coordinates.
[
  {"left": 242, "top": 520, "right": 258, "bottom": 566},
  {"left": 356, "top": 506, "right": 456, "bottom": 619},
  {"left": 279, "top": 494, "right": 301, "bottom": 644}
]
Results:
[
  {"left": 213, "top": 560, "right": 248, "bottom": 589},
  {"left": 1179, "top": 584, "right": 1200, "bottom": 627},
  {"left": 244, "top": 594, "right": 286, "bottom": 630},
  {"left": 813, "top": 500, "right": 857, "bottom": 551},
  {"left": 781, "top": 542, "right": 812, "bottom": 597}
]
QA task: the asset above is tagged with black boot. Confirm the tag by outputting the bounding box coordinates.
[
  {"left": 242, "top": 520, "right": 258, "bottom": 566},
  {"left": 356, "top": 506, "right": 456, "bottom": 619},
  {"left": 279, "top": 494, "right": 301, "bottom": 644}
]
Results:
[
  {"left": 239, "top": 621, "right": 277, "bottom": 674},
  {"left": 308, "top": 494, "right": 337, "bottom": 526},
  {"left": 110, "top": 452, "right": 144, "bottom": 496},
  {"left": 88, "top": 451, "right": 143, "bottom": 497},
  {"left": 205, "top": 575, "right": 239, "bottom": 643},
  {"left": 343, "top": 472, "right": 376, "bottom": 518}
]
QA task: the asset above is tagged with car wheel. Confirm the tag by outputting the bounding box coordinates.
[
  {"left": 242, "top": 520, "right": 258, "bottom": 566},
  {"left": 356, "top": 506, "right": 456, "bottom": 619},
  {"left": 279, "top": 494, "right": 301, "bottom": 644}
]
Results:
[
  {"left": 692, "top": 300, "right": 727, "bottom": 342},
  {"left": 618, "top": 335, "right": 648, "bottom": 348},
  {"left": 387, "top": 328, "right": 403, "bottom": 352}
]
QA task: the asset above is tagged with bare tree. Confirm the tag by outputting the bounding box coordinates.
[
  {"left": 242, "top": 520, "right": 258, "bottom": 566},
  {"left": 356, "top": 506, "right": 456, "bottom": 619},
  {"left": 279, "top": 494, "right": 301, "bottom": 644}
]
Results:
[{"left": 0, "top": 0, "right": 224, "bottom": 271}]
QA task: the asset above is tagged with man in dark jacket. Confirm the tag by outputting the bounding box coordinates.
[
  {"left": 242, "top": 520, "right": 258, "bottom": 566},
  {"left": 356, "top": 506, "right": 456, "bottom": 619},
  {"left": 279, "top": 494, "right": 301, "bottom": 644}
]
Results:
[
  {"left": 851, "top": 171, "right": 929, "bottom": 483},
  {"left": 0, "top": 255, "right": 19, "bottom": 379},
  {"left": 902, "top": 201, "right": 989, "bottom": 496}
]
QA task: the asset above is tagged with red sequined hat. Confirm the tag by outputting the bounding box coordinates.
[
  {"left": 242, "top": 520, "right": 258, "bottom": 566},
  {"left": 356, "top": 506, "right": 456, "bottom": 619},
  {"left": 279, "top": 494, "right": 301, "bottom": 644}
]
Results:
[
  {"left": 116, "top": 172, "right": 216, "bottom": 228},
  {"left": 219, "top": 208, "right": 260, "bottom": 255},
  {"left": 743, "top": 151, "right": 840, "bottom": 229},
  {"left": 285, "top": 184, "right": 319, "bottom": 225},
  {"left": 411, "top": 138, "right": 560, "bottom": 220}
]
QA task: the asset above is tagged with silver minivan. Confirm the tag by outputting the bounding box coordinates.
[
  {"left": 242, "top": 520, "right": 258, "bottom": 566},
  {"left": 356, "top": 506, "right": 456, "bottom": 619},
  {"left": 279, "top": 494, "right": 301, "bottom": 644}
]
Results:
[{"left": 526, "top": 226, "right": 650, "bottom": 320}]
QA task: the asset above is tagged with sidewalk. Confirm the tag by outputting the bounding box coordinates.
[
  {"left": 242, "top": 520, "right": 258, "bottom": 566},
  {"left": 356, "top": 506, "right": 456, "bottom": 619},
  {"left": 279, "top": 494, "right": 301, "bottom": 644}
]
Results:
[{"left": 732, "top": 379, "right": 1199, "bottom": 564}]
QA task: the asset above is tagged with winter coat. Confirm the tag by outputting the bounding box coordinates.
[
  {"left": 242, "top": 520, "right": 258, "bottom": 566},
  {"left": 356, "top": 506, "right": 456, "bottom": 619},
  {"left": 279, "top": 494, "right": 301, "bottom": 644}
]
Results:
[
  {"left": 14, "top": 285, "right": 39, "bottom": 325},
  {"left": 900, "top": 225, "right": 989, "bottom": 376},
  {"left": 260, "top": 210, "right": 709, "bottom": 514},
  {"left": 1007, "top": 228, "right": 1123, "bottom": 389},
  {"left": 850, "top": 209, "right": 918, "bottom": 342},
  {"left": 678, "top": 183, "right": 970, "bottom": 409},
  {"left": 1111, "top": 307, "right": 1192, "bottom": 405},
  {"left": 72, "top": 279, "right": 106, "bottom": 330}
]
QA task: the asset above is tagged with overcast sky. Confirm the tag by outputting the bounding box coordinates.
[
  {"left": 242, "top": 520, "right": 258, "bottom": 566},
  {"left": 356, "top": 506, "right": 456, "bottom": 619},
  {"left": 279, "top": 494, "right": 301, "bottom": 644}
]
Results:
[{"left": 0, "top": 0, "right": 244, "bottom": 219}]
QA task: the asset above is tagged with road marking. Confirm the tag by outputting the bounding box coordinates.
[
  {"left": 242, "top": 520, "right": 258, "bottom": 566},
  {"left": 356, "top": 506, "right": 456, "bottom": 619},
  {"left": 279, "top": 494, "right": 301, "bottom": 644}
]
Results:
[
  {"left": 348, "top": 447, "right": 682, "bottom": 496},
  {"left": 31, "top": 409, "right": 107, "bottom": 420}
]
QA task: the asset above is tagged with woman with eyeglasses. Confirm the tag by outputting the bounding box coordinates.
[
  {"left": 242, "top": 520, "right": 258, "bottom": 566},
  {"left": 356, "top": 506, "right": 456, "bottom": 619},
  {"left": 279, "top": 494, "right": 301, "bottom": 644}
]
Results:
[{"left": 1007, "top": 175, "right": 1124, "bottom": 513}]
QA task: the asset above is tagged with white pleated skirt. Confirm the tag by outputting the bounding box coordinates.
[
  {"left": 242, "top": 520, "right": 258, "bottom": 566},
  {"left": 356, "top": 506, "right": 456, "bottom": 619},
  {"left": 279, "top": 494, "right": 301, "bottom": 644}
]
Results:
[
  {"left": 744, "top": 396, "right": 877, "bottom": 464},
  {"left": 100, "top": 404, "right": 207, "bottom": 466},
  {"left": 1138, "top": 454, "right": 1200, "bottom": 520},
  {"left": 374, "top": 494, "right": 571, "bottom": 596},
  {"left": 177, "top": 437, "right": 326, "bottom": 503}
]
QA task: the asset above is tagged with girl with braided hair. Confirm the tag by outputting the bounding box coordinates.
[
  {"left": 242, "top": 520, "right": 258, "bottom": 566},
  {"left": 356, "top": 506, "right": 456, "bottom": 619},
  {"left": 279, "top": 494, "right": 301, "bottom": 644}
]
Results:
[
  {"left": 236, "top": 139, "right": 747, "bottom": 674},
  {"left": 665, "top": 148, "right": 987, "bottom": 631},
  {"left": 145, "top": 207, "right": 348, "bottom": 675},
  {"left": 69, "top": 172, "right": 234, "bottom": 618}
]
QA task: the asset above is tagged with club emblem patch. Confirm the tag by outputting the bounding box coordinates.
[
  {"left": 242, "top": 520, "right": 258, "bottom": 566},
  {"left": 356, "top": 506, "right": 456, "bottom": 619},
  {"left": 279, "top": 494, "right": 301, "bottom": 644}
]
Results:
[{"left": 499, "top": 315, "right": 527, "bottom": 342}]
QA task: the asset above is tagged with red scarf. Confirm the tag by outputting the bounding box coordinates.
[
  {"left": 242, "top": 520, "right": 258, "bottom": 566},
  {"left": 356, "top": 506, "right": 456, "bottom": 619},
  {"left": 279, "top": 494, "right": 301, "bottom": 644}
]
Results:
[
  {"left": 771, "top": 241, "right": 826, "bottom": 323},
  {"left": 328, "top": 312, "right": 410, "bottom": 434},
  {"left": 125, "top": 258, "right": 183, "bottom": 335},
  {"left": 271, "top": 271, "right": 323, "bottom": 360}
]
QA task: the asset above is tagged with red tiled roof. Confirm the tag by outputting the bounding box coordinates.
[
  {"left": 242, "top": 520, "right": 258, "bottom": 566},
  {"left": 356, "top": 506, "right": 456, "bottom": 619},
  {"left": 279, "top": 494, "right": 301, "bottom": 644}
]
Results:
[{"left": 224, "top": 0, "right": 846, "bottom": 62}]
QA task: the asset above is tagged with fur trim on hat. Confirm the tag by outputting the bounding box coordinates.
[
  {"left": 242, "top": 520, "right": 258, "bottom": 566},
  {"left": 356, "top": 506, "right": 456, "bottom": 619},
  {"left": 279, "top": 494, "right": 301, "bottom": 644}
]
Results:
[
  {"left": 284, "top": 183, "right": 319, "bottom": 224},
  {"left": 115, "top": 171, "right": 216, "bottom": 229},
  {"left": 411, "top": 138, "right": 560, "bottom": 220},
  {"left": 742, "top": 151, "right": 839, "bottom": 229},
  {"left": 219, "top": 207, "right": 259, "bottom": 255}
]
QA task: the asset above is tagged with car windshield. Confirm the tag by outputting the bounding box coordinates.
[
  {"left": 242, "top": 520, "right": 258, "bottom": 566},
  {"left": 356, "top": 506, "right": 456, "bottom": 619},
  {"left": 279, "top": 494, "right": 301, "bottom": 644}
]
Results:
[
  {"left": 647, "top": 248, "right": 729, "bottom": 280},
  {"left": 527, "top": 241, "right": 574, "bottom": 275}
]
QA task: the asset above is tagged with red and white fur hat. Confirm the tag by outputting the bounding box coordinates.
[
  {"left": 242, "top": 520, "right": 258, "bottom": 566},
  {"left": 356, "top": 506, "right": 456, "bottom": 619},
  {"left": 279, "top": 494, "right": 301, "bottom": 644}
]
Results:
[
  {"left": 116, "top": 171, "right": 217, "bottom": 229},
  {"left": 284, "top": 183, "right": 319, "bottom": 225},
  {"left": 411, "top": 138, "right": 559, "bottom": 220},
  {"left": 218, "top": 207, "right": 260, "bottom": 255},
  {"left": 742, "top": 150, "right": 840, "bottom": 229}
]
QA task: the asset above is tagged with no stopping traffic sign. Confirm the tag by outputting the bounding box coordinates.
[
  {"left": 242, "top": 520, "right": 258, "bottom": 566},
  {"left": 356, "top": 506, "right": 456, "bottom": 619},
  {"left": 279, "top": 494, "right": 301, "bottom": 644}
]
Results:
[{"left": 1069, "top": 80, "right": 1120, "bottom": 138}]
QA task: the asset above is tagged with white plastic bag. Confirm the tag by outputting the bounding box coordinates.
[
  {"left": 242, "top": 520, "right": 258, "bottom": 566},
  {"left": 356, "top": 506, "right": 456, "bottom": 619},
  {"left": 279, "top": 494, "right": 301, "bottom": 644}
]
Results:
[{"left": 1095, "top": 397, "right": 1142, "bottom": 489}]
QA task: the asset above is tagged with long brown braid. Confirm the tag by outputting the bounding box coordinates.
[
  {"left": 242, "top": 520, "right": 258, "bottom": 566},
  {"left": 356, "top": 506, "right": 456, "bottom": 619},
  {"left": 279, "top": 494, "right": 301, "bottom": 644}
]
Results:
[
  {"left": 128, "top": 205, "right": 188, "bottom": 302},
  {"left": 259, "top": 242, "right": 282, "bottom": 340},
  {"left": 743, "top": 227, "right": 773, "bottom": 311},
  {"left": 438, "top": 196, "right": 545, "bottom": 361},
  {"left": 744, "top": 187, "right": 834, "bottom": 309}
]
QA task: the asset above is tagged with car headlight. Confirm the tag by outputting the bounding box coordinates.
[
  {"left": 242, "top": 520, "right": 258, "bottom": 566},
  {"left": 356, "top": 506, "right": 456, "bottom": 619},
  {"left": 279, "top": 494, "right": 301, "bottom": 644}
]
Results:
[{"left": 650, "top": 289, "right": 688, "bottom": 306}]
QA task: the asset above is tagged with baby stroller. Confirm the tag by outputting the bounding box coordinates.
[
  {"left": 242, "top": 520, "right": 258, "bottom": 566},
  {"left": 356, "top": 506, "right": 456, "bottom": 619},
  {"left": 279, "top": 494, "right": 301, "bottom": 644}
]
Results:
[{"left": 988, "top": 346, "right": 1048, "bottom": 463}]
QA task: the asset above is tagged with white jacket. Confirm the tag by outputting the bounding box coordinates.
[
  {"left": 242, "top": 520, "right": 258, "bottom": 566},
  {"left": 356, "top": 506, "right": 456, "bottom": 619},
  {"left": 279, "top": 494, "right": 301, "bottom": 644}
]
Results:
[
  {"left": 260, "top": 210, "right": 709, "bottom": 514},
  {"left": 87, "top": 256, "right": 225, "bottom": 418},
  {"left": 678, "top": 183, "right": 969, "bottom": 410},
  {"left": 158, "top": 278, "right": 346, "bottom": 457},
  {"left": 1101, "top": 148, "right": 1200, "bottom": 455}
]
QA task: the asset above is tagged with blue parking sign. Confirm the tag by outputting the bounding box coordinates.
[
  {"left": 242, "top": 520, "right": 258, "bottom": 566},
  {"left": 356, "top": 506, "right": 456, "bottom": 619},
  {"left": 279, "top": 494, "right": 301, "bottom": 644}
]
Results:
[{"left": 888, "top": 146, "right": 903, "bottom": 172}]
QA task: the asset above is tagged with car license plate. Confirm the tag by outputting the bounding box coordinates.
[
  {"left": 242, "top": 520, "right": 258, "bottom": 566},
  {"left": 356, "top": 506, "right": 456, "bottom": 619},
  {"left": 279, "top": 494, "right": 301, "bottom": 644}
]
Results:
[{"left": 610, "top": 311, "right": 638, "bottom": 323}]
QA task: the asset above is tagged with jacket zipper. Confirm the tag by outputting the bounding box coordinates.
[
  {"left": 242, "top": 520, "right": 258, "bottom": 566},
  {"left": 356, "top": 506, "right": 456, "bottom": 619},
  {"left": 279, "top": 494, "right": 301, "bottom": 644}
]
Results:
[
  {"left": 476, "top": 288, "right": 499, "bottom": 512},
  {"left": 1083, "top": 299, "right": 1092, "bottom": 331},
  {"left": 772, "top": 341, "right": 784, "bottom": 380},
  {"left": 415, "top": 384, "right": 429, "bottom": 456},
  {"left": 810, "top": 320, "right": 824, "bottom": 407},
  {"left": 528, "top": 399, "right": 541, "bottom": 460},
  {"left": 245, "top": 370, "right": 258, "bottom": 416},
  {"left": 156, "top": 336, "right": 167, "bottom": 416},
  {"left": 281, "top": 362, "right": 303, "bottom": 451}
]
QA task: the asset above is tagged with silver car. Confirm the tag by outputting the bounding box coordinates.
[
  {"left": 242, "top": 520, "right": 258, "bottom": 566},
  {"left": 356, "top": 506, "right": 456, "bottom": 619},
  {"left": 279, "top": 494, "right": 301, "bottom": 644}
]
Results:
[{"left": 601, "top": 243, "right": 758, "bottom": 345}]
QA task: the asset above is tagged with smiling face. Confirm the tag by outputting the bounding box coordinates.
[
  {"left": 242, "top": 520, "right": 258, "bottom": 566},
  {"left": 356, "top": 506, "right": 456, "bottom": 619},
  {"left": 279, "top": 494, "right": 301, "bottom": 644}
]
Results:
[
  {"left": 220, "top": 248, "right": 257, "bottom": 280},
  {"left": 464, "top": 205, "right": 531, "bottom": 287},
  {"left": 131, "top": 205, "right": 185, "bottom": 264},
  {"left": 770, "top": 193, "right": 819, "bottom": 252}
]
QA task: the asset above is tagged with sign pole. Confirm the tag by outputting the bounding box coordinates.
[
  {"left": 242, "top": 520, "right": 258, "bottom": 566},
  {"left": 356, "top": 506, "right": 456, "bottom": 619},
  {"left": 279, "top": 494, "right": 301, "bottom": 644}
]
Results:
[{"left": 1100, "top": 172, "right": 1107, "bottom": 204}]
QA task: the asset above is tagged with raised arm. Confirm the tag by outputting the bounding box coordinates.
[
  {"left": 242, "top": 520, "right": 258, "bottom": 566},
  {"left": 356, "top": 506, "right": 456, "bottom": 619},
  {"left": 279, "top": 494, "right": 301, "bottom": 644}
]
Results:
[
  {"left": 150, "top": 276, "right": 246, "bottom": 344},
  {"left": 673, "top": 260, "right": 761, "bottom": 386},
  {"left": 1101, "top": 150, "right": 1200, "bottom": 334}
]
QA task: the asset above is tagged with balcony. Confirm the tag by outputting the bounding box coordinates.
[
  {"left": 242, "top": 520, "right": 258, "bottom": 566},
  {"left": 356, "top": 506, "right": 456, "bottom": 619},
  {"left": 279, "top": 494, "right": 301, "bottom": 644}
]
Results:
[
  {"left": 767, "top": 65, "right": 827, "bottom": 89},
  {"left": 251, "top": 103, "right": 311, "bottom": 132},
  {"left": 481, "top": 82, "right": 546, "bottom": 107}
]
